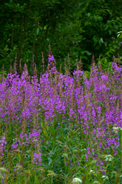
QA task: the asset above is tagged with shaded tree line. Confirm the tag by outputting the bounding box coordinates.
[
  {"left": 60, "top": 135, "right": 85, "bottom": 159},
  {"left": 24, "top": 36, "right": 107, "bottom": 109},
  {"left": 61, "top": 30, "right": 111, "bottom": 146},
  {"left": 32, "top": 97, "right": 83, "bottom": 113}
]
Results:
[{"left": 0, "top": 0, "right": 122, "bottom": 77}]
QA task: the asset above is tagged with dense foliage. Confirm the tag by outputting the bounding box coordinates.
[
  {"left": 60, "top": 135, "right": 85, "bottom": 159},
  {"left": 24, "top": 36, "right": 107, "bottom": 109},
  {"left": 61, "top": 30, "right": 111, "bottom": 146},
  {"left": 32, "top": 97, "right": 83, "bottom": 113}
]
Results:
[{"left": 0, "top": 0, "right": 122, "bottom": 76}]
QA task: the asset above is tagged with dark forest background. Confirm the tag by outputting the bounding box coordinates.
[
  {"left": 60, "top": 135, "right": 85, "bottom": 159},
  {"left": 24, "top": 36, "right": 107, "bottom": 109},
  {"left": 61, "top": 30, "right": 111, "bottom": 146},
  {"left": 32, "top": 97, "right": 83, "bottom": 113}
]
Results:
[{"left": 0, "top": 0, "right": 122, "bottom": 78}]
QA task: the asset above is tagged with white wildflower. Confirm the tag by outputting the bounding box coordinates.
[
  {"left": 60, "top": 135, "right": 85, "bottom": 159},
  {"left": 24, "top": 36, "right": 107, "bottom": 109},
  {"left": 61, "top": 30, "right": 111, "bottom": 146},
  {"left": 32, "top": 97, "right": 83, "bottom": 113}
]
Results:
[
  {"left": 72, "top": 177, "right": 82, "bottom": 183},
  {"left": 89, "top": 169, "right": 97, "bottom": 177},
  {"left": 90, "top": 170, "right": 94, "bottom": 173},
  {"left": 93, "top": 181, "right": 100, "bottom": 184},
  {"left": 102, "top": 175, "right": 109, "bottom": 181},
  {"left": 113, "top": 127, "right": 122, "bottom": 133},
  {"left": 105, "top": 155, "right": 113, "bottom": 161}
]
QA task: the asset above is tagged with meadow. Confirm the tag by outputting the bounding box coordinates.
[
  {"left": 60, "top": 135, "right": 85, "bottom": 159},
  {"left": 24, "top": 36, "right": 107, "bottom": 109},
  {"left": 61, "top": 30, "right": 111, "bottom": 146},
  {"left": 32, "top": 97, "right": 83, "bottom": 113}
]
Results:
[{"left": 0, "top": 54, "right": 122, "bottom": 184}]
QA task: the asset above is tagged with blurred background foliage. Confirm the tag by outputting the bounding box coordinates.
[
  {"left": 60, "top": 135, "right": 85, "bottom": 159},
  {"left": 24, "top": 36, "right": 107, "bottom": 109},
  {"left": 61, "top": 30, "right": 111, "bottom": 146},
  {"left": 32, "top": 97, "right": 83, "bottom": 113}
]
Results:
[{"left": 0, "top": 0, "right": 122, "bottom": 78}]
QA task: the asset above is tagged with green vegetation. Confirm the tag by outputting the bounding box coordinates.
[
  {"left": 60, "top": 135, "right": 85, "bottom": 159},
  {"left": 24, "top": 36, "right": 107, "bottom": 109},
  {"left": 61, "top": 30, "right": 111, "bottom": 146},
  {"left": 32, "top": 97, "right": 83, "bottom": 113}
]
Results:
[
  {"left": 0, "top": 1, "right": 122, "bottom": 183},
  {"left": 0, "top": 0, "right": 122, "bottom": 75}
]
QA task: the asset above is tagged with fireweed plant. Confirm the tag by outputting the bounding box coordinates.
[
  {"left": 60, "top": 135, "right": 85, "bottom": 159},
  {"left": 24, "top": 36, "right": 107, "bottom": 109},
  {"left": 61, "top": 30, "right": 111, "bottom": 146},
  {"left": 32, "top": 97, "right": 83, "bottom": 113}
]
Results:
[{"left": 0, "top": 54, "right": 122, "bottom": 184}]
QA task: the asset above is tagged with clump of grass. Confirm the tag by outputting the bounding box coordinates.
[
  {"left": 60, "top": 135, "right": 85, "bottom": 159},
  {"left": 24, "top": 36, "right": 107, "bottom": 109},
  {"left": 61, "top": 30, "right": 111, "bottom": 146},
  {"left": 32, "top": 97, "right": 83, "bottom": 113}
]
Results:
[{"left": 0, "top": 49, "right": 122, "bottom": 184}]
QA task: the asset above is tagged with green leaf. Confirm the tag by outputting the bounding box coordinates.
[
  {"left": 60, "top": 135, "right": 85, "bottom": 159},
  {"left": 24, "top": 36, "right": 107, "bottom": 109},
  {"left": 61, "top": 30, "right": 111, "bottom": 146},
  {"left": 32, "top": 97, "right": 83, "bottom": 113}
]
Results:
[
  {"left": 36, "top": 27, "right": 40, "bottom": 35},
  {"left": 86, "top": 51, "right": 92, "bottom": 56},
  {"left": 44, "top": 25, "right": 47, "bottom": 30},
  {"left": 100, "top": 38, "right": 103, "bottom": 43},
  {"left": 0, "top": 168, "right": 7, "bottom": 172},
  {"left": 87, "top": 13, "right": 91, "bottom": 17}
]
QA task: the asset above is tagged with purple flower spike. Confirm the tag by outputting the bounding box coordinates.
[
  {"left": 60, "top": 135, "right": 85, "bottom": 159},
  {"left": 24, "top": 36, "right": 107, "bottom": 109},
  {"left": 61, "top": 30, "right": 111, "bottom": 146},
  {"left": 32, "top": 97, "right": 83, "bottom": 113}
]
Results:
[{"left": 32, "top": 152, "right": 42, "bottom": 166}]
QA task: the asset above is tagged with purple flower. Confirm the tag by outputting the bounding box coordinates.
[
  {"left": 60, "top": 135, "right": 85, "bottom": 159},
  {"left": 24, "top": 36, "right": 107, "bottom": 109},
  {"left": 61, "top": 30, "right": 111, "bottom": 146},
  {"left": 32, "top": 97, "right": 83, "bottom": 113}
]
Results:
[
  {"left": 12, "top": 142, "right": 18, "bottom": 149},
  {"left": 0, "top": 136, "right": 7, "bottom": 155},
  {"left": 101, "top": 75, "right": 108, "bottom": 81},
  {"left": 32, "top": 152, "right": 42, "bottom": 165}
]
